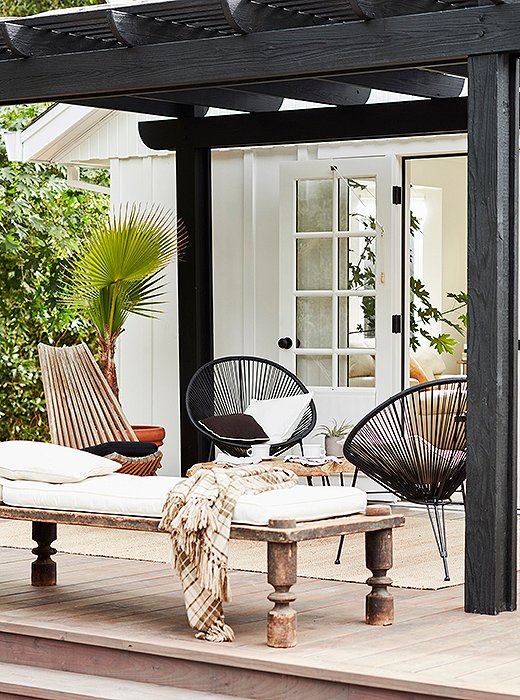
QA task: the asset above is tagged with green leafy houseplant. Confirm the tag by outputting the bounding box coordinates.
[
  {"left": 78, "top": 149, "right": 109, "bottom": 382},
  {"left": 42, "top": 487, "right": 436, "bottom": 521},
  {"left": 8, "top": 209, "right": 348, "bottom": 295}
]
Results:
[
  {"left": 315, "top": 418, "right": 353, "bottom": 438},
  {"left": 63, "top": 203, "right": 187, "bottom": 399},
  {"left": 342, "top": 177, "right": 467, "bottom": 355},
  {"left": 315, "top": 419, "right": 353, "bottom": 458}
]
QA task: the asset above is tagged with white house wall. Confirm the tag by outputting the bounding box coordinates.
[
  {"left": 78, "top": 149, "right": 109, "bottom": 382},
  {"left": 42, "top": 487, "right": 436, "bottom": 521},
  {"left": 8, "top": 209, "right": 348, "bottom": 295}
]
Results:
[
  {"left": 110, "top": 156, "right": 180, "bottom": 475},
  {"left": 58, "top": 112, "right": 171, "bottom": 163}
]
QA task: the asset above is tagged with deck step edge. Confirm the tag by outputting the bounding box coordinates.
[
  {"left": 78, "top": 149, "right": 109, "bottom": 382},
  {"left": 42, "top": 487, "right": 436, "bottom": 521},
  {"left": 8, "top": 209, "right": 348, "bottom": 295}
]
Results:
[{"left": 0, "top": 661, "right": 236, "bottom": 700}]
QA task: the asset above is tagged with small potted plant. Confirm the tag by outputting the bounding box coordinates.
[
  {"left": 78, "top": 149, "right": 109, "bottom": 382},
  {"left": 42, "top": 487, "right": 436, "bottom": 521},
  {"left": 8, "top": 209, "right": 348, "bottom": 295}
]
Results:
[
  {"left": 62, "top": 202, "right": 187, "bottom": 445},
  {"left": 315, "top": 418, "right": 353, "bottom": 457}
]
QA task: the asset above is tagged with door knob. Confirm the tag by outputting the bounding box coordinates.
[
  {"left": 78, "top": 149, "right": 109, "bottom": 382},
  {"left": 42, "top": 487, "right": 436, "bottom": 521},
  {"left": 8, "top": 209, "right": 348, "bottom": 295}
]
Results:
[{"left": 278, "top": 337, "right": 293, "bottom": 349}]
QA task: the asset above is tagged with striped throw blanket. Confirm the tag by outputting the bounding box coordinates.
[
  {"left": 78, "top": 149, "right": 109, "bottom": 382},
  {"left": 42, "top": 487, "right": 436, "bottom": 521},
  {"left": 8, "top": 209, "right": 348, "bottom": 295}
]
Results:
[{"left": 159, "top": 464, "right": 298, "bottom": 642}]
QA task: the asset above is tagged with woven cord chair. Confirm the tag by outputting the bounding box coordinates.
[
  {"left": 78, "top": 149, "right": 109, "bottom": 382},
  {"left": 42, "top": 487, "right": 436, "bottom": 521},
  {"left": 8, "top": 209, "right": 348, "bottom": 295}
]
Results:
[
  {"left": 336, "top": 377, "right": 467, "bottom": 580},
  {"left": 186, "top": 356, "right": 317, "bottom": 458},
  {"left": 38, "top": 343, "right": 162, "bottom": 476}
]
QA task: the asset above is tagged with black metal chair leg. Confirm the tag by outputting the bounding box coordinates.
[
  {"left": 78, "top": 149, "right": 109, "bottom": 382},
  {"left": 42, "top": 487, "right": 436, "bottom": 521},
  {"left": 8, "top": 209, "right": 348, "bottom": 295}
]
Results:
[
  {"left": 335, "top": 535, "right": 345, "bottom": 565},
  {"left": 427, "top": 503, "right": 450, "bottom": 581},
  {"left": 335, "top": 468, "right": 360, "bottom": 565},
  {"left": 306, "top": 476, "right": 313, "bottom": 486},
  {"left": 460, "top": 482, "right": 466, "bottom": 508},
  {"left": 340, "top": 473, "right": 344, "bottom": 487}
]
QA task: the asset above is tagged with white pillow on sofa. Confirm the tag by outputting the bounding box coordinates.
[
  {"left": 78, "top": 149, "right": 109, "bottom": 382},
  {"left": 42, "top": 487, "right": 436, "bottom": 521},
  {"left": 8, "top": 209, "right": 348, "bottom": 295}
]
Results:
[
  {"left": 245, "top": 392, "right": 313, "bottom": 444},
  {"left": 412, "top": 347, "right": 446, "bottom": 381},
  {"left": 0, "top": 441, "right": 120, "bottom": 483}
]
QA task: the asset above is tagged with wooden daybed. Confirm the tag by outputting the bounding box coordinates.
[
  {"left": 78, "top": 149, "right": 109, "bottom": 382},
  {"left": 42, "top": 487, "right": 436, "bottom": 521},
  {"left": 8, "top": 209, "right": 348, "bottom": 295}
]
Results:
[{"left": 0, "top": 503, "right": 404, "bottom": 648}]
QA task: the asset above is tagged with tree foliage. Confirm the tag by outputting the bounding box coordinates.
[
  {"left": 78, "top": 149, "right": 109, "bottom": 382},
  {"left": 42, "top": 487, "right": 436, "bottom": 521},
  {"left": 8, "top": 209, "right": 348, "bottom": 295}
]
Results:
[
  {"left": 1, "top": 0, "right": 101, "bottom": 17},
  {"left": 0, "top": 104, "right": 109, "bottom": 441}
]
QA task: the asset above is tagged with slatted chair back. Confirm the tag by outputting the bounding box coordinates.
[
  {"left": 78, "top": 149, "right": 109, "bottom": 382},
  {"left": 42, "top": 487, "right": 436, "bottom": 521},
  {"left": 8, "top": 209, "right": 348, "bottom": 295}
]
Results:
[
  {"left": 344, "top": 377, "right": 467, "bottom": 504},
  {"left": 38, "top": 343, "right": 138, "bottom": 450}
]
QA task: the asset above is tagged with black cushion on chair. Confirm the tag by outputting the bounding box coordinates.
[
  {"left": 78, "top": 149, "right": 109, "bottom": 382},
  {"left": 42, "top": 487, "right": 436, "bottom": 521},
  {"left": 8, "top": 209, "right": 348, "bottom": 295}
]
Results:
[
  {"left": 81, "top": 441, "right": 158, "bottom": 458},
  {"left": 199, "top": 414, "right": 269, "bottom": 443}
]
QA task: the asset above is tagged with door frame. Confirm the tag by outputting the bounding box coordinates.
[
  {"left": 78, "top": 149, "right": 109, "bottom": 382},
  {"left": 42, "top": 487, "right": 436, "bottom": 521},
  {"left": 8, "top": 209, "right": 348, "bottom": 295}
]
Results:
[{"left": 278, "top": 155, "right": 403, "bottom": 414}]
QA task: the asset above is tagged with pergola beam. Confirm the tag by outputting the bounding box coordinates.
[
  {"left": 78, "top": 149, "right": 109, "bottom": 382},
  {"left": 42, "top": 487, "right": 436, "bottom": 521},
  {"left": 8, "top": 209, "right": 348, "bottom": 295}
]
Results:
[
  {"left": 68, "top": 97, "right": 209, "bottom": 119},
  {"left": 147, "top": 88, "right": 283, "bottom": 112},
  {"left": 221, "top": 0, "right": 334, "bottom": 33},
  {"left": 108, "top": 10, "right": 213, "bottom": 46},
  {"left": 74, "top": 89, "right": 282, "bottom": 114},
  {"left": 0, "top": 4, "right": 518, "bottom": 104},
  {"left": 235, "top": 80, "right": 370, "bottom": 105},
  {"left": 139, "top": 96, "right": 468, "bottom": 149},
  {"left": 1, "top": 22, "right": 115, "bottom": 58},
  {"left": 330, "top": 69, "right": 464, "bottom": 99}
]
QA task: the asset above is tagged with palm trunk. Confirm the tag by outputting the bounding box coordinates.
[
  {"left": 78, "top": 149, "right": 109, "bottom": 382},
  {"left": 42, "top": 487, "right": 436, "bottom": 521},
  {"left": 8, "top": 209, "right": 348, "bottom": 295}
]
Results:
[{"left": 98, "top": 334, "right": 119, "bottom": 399}]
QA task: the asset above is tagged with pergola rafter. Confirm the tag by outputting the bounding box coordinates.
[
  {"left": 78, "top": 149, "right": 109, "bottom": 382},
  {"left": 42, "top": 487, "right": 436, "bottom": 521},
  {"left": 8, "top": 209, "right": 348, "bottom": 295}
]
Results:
[
  {"left": 0, "top": 0, "right": 518, "bottom": 618},
  {"left": 0, "top": 0, "right": 494, "bottom": 112}
]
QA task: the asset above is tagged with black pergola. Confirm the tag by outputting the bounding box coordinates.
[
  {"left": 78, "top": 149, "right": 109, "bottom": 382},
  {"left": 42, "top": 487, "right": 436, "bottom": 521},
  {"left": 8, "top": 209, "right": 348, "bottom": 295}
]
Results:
[{"left": 0, "top": 0, "right": 517, "bottom": 617}]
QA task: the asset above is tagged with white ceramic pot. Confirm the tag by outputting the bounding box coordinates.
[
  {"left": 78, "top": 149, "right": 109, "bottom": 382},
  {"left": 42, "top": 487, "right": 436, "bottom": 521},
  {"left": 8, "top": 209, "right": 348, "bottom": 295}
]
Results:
[{"left": 325, "top": 435, "right": 346, "bottom": 458}]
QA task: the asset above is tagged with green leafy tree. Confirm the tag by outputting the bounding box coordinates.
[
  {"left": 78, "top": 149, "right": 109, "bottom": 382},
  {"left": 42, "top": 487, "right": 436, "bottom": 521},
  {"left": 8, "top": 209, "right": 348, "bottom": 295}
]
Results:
[
  {"left": 1, "top": 0, "right": 101, "bottom": 17},
  {"left": 0, "top": 104, "right": 109, "bottom": 441}
]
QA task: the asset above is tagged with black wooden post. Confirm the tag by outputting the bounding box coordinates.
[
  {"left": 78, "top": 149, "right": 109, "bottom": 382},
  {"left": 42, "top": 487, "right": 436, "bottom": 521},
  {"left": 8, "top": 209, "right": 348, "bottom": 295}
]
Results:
[
  {"left": 466, "top": 53, "right": 519, "bottom": 614},
  {"left": 176, "top": 145, "right": 213, "bottom": 474}
]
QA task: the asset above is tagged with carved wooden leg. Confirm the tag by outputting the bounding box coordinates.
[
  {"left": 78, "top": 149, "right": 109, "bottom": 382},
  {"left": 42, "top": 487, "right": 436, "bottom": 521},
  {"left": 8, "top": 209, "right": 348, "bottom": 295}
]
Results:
[
  {"left": 365, "top": 525, "right": 394, "bottom": 626},
  {"left": 31, "top": 521, "right": 57, "bottom": 586},
  {"left": 267, "top": 518, "right": 297, "bottom": 648}
]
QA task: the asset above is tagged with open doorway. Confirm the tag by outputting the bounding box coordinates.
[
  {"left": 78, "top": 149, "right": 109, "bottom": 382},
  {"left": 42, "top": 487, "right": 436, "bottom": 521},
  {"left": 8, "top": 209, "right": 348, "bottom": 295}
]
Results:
[{"left": 405, "top": 155, "right": 467, "bottom": 387}]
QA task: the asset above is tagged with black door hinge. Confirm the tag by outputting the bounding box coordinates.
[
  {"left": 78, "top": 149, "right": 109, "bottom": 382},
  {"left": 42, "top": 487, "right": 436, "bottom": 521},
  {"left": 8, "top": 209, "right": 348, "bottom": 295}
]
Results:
[
  {"left": 392, "top": 186, "right": 402, "bottom": 205},
  {"left": 391, "top": 314, "right": 402, "bottom": 334}
]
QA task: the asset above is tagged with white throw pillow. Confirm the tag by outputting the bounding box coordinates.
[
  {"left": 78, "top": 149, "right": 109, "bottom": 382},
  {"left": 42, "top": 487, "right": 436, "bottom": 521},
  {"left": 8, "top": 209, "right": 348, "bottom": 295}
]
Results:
[
  {"left": 0, "top": 441, "right": 120, "bottom": 483},
  {"left": 348, "top": 353, "right": 375, "bottom": 378},
  {"left": 245, "top": 392, "right": 313, "bottom": 444},
  {"left": 412, "top": 347, "right": 446, "bottom": 381}
]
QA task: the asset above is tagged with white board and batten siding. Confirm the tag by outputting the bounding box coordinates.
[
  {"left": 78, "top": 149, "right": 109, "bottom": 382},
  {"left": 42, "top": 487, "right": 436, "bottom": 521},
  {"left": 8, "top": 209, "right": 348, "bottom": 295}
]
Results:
[
  {"left": 55, "top": 111, "right": 180, "bottom": 474},
  {"left": 110, "top": 156, "right": 180, "bottom": 475}
]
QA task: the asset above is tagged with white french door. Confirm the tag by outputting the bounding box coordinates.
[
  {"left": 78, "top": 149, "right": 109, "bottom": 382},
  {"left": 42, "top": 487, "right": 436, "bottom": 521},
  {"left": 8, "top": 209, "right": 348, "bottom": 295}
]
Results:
[{"left": 278, "top": 157, "right": 402, "bottom": 427}]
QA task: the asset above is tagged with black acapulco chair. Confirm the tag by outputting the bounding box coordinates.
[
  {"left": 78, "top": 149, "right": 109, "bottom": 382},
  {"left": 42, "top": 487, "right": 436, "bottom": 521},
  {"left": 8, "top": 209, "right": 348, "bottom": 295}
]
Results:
[
  {"left": 186, "top": 356, "right": 317, "bottom": 458},
  {"left": 336, "top": 377, "right": 467, "bottom": 581}
]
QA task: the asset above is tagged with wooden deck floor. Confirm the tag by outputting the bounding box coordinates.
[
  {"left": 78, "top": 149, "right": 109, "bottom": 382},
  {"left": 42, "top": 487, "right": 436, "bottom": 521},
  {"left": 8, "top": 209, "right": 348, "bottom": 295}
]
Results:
[{"left": 0, "top": 544, "right": 519, "bottom": 700}]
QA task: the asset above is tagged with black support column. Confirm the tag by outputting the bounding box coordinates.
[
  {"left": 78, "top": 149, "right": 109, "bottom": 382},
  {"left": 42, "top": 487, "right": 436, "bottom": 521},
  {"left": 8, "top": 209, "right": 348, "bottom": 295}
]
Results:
[
  {"left": 176, "top": 145, "right": 213, "bottom": 474},
  {"left": 465, "top": 53, "right": 519, "bottom": 614}
]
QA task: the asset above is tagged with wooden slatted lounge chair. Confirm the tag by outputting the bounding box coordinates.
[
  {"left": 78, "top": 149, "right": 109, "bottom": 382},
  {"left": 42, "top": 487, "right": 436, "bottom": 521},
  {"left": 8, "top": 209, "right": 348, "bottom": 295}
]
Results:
[{"left": 38, "top": 343, "right": 162, "bottom": 476}]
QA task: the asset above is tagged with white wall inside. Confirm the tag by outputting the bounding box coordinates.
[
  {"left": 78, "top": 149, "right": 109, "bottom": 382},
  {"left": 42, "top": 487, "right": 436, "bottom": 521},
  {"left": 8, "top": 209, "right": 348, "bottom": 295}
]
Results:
[{"left": 407, "top": 156, "right": 467, "bottom": 374}]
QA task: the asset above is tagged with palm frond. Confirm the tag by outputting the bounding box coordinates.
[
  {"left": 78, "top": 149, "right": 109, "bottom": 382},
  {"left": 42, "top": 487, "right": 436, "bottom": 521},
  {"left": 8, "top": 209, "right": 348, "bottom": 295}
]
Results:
[{"left": 62, "top": 203, "right": 187, "bottom": 340}]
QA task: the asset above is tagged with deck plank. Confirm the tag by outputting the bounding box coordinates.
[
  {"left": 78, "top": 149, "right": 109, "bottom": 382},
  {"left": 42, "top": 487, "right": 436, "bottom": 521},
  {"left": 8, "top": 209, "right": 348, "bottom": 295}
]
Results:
[{"left": 0, "top": 546, "right": 519, "bottom": 700}]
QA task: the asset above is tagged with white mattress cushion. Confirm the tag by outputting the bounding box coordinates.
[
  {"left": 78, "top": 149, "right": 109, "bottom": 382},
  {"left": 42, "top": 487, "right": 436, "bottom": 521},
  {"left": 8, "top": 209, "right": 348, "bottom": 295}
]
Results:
[
  {"left": 231, "top": 485, "right": 366, "bottom": 525},
  {"left": 0, "top": 474, "right": 367, "bottom": 525}
]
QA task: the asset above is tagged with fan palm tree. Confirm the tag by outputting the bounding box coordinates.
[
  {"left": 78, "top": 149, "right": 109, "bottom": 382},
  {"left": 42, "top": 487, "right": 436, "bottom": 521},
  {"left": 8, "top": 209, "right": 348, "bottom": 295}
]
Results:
[{"left": 63, "top": 203, "right": 187, "bottom": 398}]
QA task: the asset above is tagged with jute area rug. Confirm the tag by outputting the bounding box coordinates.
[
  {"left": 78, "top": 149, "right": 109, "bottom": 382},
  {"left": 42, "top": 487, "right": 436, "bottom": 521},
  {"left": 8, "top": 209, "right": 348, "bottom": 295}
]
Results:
[{"left": 0, "top": 507, "right": 466, "bottom": 590}]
